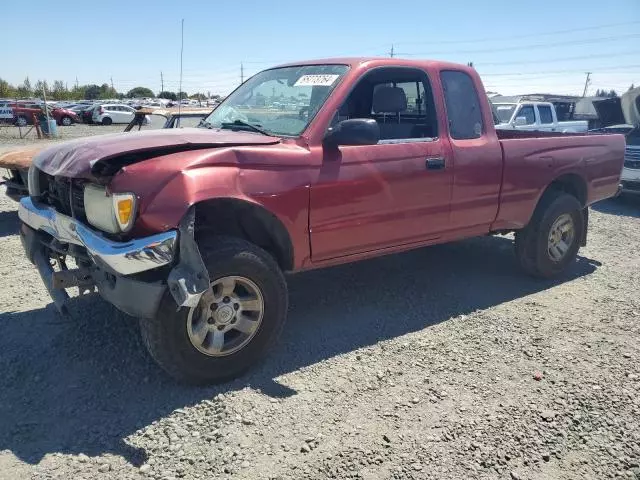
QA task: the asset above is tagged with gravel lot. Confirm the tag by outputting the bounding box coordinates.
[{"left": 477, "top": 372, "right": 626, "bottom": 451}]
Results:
[
  {"left": 0, "top": 123, "right": 125, "bottom": 150},
  {"left": 0, "top": 144, "right": 639, "bottom": 479}
]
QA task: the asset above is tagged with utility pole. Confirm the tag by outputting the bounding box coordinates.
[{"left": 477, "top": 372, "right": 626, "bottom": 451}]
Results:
[
  {"left": 582, "top": 72, "right": 591, "bottom": 97},
  {"left": 160, "top": 71, "right": 164, "bottom": 93},
  {"left": 110, "top": 76, "right": 114, "bottom": 93},
  {"left": 241, "top": 62, "right": 244, "bottom": 84},
  {"left": 75, "top": 77, "right": 79, "bottom": 89},
  {"left": 389, "top": 45, "right": 395, "bottom": 58}
]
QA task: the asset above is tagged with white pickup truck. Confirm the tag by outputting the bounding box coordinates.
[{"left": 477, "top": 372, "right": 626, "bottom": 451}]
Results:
[{"left": 493, "top": 101, "right": 588, "bottom": 133}]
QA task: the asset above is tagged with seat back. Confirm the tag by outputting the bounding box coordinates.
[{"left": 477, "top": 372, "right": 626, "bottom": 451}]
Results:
[{"left": 372, "top": 86, "right": 412, "bottom": 139}]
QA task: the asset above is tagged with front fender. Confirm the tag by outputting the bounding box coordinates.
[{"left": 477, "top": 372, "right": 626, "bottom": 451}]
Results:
[{"left": 110, "top": 156, "right": 312, "bottom": 270}]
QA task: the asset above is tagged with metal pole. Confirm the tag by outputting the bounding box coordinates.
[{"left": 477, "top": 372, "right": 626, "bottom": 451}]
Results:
[
  {"left": 582, "top": 72, "right": 591, "bottom": 97},
  {"left": 42, "top": 83, "right": 50, "bottom": 136},
  {"left": 178, "top": 19, "right": 184, "bottom": 126}
]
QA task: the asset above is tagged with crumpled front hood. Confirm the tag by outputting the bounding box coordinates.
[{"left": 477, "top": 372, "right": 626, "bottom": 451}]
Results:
[{"left": 33, "top": 128, "right": 281, "bottom": 179}]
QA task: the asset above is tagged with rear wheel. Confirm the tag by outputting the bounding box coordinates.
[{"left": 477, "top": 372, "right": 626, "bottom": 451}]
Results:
[
  {"left": 60, "top": 115, "right": 72, "bottom": 126},
  {"left": 515, "top": 191, "right": 584, "bottom": 278},
  {"left": 15, "top": 116, "right": 28, "bottom": 127},
  {"left": 140, "top": 236, "right": 288, "bottom": 384},
  {"left": 101, "top": 117, "right": 113, "bottom": 126}
]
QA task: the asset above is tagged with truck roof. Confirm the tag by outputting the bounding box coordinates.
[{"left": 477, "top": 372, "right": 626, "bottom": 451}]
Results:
[{"left": 274, "top": 57, "right": 473, "bottom": 72}]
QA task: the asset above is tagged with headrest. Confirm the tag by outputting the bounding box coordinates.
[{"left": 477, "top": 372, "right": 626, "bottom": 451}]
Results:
[{"left": 372, "top": 86, "right": 407, "bottom": 113}]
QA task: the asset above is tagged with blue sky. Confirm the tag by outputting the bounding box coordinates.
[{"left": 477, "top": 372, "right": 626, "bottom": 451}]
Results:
[{"left": 3, "top": 0, "right": 639, "bottom": 96}]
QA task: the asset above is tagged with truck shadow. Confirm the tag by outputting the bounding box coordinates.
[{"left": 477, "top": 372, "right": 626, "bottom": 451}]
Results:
[
  {"left": 591, "top": 196, "right": 640, "bottom": 218},
  {"left": 0, "top": 210, "right": 19, "bottom": 238},
  {"left": 0, "top": 235, "right": 600, "bottom": 466}
]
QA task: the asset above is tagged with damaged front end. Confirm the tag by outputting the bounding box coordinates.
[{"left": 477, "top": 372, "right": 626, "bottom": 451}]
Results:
[{"left": 18, "top": 197, "right": 209, "bottom": 318}]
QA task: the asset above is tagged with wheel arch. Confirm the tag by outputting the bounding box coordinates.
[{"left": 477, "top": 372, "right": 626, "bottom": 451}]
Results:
[
  {"left": 192, "top": 197, "right": 294, "bottom": 272},
  {"left": 544, "top": 173, "right": 588, "bottom": 207},
  {"left": 529, "top": 173, "right": 588, "bottom": 245}
]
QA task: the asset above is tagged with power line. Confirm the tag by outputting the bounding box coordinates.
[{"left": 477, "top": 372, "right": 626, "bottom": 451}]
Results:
[
  {"left": 381, "top": 20, "right": 640, "bottom": 48},
  {"left": 399, "top": 33, "right": 640, "bottom": 57},
  {"left": 475, "top": 50, "right": 640, "bottom": 67},
  {"left": 481, "top": 64, "right": 640, "bottom": 76}
]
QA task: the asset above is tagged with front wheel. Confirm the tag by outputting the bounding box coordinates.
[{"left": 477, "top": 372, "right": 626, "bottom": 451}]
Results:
[
  {"left": 515, "top": 191, "right": 584, "bottom": 278},
  {"left": 101, "top": 117, "right": 113, "bottom": 126},
  {"left": 60, "top": 116, "right": 72, "bottom": 126},
  {"left": 140, "top": 237, "right": 288, "bottom": 384},
  {"left": 15, "top": 116, "right": 28, "bottom": 127}
]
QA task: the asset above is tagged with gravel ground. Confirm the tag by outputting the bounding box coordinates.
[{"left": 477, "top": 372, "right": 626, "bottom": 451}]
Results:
[
  {"left": 0, "top": 123, "right": 138, "bottom": 150},
  {"left": 0, "top": 182, "right": 639, "bottom": 480}
]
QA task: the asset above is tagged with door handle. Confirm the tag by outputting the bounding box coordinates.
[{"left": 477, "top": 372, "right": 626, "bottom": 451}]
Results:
[{"left": 426, "top": 157, "right": 446, "bottom": 170}]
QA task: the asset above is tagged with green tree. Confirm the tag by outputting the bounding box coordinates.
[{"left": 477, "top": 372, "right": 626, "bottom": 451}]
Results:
[
  {"left": 16, "top": 77, "right": 32, "bottom": 98},
  {"left": 177, "top": 91, "right": 188, "bottom": 100},
  {"left": 629, "top": 84, "right": 635, "bottom": 92},
  {"left": 158, "top": 91, "right": 177, "bottom": 101},
  {"left": 84, "top": 84, "right": 102, "bottom": 100},
  {"left": 34, "top": 80, "right": 50, "bottom": 98},
  {"left": 126, "top": 86, "right": 155, "bottom": 98},
  {"left": 0, "top": 78, "right": 15, "bottom": 98},
  {"left": 51, "top": 80, "right": 67, "bottom": 100},
  {"left": 608, "top": 89, "right": 617, "bottom": 98},
  {"left": 189, "top": 92, "right": 207, "bottom": 101}
]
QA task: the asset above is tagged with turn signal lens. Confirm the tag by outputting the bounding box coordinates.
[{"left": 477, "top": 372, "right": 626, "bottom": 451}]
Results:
[
  {"left": 117, "top": 198, "right": 133, "bottom": 225},
  {"left": 112, "top": 192, "right": 137, "bottom": 232}
]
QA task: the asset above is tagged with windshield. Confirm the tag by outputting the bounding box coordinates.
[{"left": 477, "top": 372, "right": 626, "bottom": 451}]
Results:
[
  {"left": 201, "top": 64, "right": 349, "bottom": 136},
  {"left": 493, "top": 104, "right": 517, "bottom": 124}
]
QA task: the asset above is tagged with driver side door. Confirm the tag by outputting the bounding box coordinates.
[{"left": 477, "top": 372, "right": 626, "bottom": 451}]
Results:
[{"left": 309, "top": 67, "right": 453, "bottom": 261}]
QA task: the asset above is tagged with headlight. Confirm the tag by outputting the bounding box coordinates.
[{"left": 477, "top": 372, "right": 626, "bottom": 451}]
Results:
[
  {"left": 28, "top": 165, "right": 40, "bottom": 196},
  {"left": 84, "top": 184, "right": 137, "bottom": 233}
]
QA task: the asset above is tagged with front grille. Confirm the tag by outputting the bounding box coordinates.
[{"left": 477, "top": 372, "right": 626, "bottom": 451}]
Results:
[{"left": 36, "top": 170, "right": 86, "bottom": 221}]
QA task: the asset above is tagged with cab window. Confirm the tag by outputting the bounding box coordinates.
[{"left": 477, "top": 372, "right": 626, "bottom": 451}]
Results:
[
  {"left": 332, "top": 67, "right": 438, "bottom": 142},
  {"left": 517, "top": 105, "right": 536, "bottom": 125}
]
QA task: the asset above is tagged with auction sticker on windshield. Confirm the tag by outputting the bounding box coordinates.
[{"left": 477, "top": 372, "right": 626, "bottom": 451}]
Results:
[{"left": 294, "top": 75, "right": 340, "bottom": 87}]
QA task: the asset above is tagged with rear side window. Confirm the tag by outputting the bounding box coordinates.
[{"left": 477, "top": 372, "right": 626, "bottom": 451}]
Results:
[
  {"left": 440, "top": 70, "right": 483, "bottom": 139},
  {"left": 538, "top": 105, "right": 553, "bottom": 124}
]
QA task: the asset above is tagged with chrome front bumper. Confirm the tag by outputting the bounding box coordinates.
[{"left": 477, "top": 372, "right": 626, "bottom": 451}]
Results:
[{"left": 18, "top": 197, "right": 178, "bottom": 275}]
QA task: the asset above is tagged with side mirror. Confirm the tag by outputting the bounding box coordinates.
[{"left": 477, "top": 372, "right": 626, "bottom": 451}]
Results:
[
  {"left": 324, "top": 118, "right": 380, "bottom": 147},
  {"left": 514, "top": 116, "right": 527, "bottom": 126}
]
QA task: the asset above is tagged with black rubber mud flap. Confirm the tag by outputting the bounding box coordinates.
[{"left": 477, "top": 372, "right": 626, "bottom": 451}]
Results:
[{"left": 167, "top": 206, "right": 210, "bottom": 308}]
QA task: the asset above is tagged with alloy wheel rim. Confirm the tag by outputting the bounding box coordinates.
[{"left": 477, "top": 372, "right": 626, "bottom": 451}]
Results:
[
  {"left": 187, "top": 275, "right": 264, "bottom": 357},
  {"left": 547, "top": 213, "right": 575, "bottom": 262}
]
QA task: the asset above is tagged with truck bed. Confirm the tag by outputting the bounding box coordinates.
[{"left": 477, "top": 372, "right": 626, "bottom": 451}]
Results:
[{"left": 493, "top": 132, "right": 626, "bottom": 230}]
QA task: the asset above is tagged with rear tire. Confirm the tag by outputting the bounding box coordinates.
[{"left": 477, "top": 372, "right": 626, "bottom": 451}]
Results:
[
  {"left": 101, "top": 117, "right": 113, "bottom": 126},
  {"left": 15, "top": 116, "right": 28, "bottom": 127},
  {"left": 515, "top": 191, "right": 584, "bottom": 278},
  {"left": 60, "top": 116, "right": 72, "bottom": 126},
  {"left": 140, "top": 236, "right": 288, "bottom": 384}
]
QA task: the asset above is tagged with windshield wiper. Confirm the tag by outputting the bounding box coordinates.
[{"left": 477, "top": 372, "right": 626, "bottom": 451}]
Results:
[{"left": 220, "top": 120, "right": 272, "bottom": 136}]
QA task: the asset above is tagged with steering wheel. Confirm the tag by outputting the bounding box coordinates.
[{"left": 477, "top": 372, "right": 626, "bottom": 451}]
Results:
[{"left": 219, "top": 106, "right": 248, "bottom": 124}]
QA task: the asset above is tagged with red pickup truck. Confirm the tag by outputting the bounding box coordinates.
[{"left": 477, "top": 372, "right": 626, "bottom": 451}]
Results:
[{"left": 18, "top": 58, "right": 624, "bottom": 384}]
